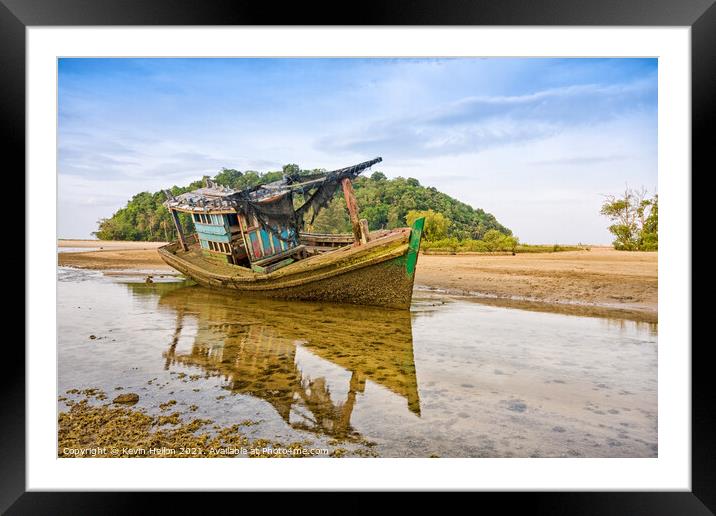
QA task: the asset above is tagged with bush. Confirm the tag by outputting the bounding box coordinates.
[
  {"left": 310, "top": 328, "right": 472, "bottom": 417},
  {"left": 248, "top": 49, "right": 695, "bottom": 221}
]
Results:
[
  {"left": 483, "top": 229, "right": 518, "bottom": 252},
  {"left": 422, "top": 237, "right": 461, "bottom": 252},
  {"left": 423, "top": 235, "right": 524, "bottom": 253},
  {"left": 406, "top": 209, "right": 451, "bottom": 242},
  {"left": 457, "top": 239, "right": 489, "bottom": 252}
]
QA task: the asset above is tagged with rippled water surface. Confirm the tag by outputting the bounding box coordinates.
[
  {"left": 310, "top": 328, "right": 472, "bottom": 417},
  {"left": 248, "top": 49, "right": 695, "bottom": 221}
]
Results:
[{"left": 58, "top": 267, "right": 657, "bottom": 457}]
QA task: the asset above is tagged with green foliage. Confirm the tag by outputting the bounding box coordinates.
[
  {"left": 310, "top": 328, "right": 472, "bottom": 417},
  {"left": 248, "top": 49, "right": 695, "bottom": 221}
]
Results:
[
  {"left": 93, "top": 185, "right": 200, "bottom": 242},
  {"left": 422, "top": 237, "right": 584, "bottom": 254},
  {"left": 282, "top": 163, "right": 301, "bottom": 176},
  {"left": 95, "top": 166, "right": 512, "bottom": 242},
  {"left": 640, "top": 194, "right": 658, "bottom": 251},
  {"left": 310, "top": 196, "right": 352, "bottom": 234},
  {"left": 422, "top": 230, "right": 519, "bottom": 253},
  {"left": 600, "top": 187, "right": 658, "bottom": 251},
  {"left": 405, "top": 209, "right": 450, "bottom": 241},
  {"left": 213, "top": 168, "right": 243, "bottom": 187},
  {"left": 515, "top": 244, "right": 584, "bottom": 253},
  {"left": 309, "top": 173, "right": 511, "bottom": 238},
  {"left": 482, "top": 229, "right": 519, "bottom": 251}
]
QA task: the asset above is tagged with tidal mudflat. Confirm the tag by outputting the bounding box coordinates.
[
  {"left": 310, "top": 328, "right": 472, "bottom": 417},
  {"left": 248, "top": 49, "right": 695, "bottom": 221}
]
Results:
[
  {"left": 58, "top": 240, "right": 657, "bottom": 319},
  {"left": 58, "top": 267, "right": 657, "bottom": 458}
]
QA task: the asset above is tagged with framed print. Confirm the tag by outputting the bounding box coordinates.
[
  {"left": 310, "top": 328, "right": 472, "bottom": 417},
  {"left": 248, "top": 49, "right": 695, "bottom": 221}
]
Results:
[{"left": 5, "top": 0, "right": 711, "bottom": 511}]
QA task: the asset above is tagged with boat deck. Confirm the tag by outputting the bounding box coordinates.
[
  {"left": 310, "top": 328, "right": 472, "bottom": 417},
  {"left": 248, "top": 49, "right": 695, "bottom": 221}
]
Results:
[{"left": 160, "top": 227, "right": 411, "bottom": 285}]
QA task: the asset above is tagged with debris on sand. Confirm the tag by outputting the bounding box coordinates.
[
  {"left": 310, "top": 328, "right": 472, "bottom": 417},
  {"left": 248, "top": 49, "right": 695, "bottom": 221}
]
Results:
[
  {"left": 60, "top": 400, "right": 305, "bottom": 458},
  {"left": 112, "top": 393, "right": 140, "bottom": 405},
  {"left": 159, "top": 399, "right": 177, "bottom": 411},
  {"left": 58, "top": 391, "right": 375, "bottom": 458}
]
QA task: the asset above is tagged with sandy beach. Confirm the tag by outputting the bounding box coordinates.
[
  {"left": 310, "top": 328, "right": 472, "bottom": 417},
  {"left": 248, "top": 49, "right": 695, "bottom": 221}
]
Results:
[
  {"left": 415, "top": 247, "right": 657, "bottom": 317},
  {"left": 59, "top": 239, "right": 168, "bottom": 270},
  {"left": 58, "top": 239, "right": 657, "bottom": 319}
]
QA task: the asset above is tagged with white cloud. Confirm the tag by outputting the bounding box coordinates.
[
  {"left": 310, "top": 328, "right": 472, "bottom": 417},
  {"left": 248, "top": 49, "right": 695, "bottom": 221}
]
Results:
[{"left": 320, "top": 78, "right": 655, "bottom": 160}]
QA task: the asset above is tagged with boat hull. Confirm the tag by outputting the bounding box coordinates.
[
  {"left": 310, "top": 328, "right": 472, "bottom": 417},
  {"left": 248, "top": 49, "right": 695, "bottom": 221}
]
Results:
[{"left": 158, "top": 220, "right": 424, "bottom": 309}]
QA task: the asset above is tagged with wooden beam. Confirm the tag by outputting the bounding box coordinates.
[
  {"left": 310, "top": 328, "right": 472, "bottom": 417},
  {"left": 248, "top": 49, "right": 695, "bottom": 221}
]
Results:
[
  {"left": 341, "top": 177, "right": 366, "bottom": 245},
  {"left": 360, "top": 219, "right": 371, "bottom": 243},
  {"left": 236, "top": 212, "right": 252, "bottom": 261},
  {"left": 170, "top": 208, "right": 189, "bottom": 251}
]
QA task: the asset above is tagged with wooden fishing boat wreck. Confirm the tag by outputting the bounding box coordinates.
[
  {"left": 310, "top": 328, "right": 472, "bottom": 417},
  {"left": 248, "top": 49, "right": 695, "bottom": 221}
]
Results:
[{"left": 158, "top": 157, "right": 424, "bottom": 309}]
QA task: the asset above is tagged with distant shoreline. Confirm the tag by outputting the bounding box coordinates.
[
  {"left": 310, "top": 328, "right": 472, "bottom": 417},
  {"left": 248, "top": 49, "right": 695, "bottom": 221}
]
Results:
[
  {"left": 58, "top": 239, "right": 167, "bottom": 249},
  {"left": 58, "top": 238, "right": 612, "bottom": 248},
  {"left": 57, "top": 240, "right": 657, "bottom": 322}
]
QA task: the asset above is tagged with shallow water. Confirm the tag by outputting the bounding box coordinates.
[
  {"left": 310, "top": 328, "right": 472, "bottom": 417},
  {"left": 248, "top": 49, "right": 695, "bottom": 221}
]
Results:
[{"left": 57, "top": 267, "right": 657, "bottom": 457}]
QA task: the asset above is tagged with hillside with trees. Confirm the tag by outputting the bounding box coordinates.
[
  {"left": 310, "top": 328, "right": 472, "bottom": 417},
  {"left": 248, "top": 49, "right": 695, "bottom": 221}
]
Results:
[{"left": 93, "top": 166, "right": 512, "bottom": 242}]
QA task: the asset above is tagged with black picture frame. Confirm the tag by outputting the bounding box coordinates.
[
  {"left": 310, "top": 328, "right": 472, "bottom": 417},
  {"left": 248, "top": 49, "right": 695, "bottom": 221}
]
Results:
[{"left": 5, "top": 0, "right": 709, "bottom": 511}]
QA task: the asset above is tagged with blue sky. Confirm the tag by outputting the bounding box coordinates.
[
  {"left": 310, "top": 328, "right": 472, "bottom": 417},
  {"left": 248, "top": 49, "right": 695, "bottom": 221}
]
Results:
[{"left": 58, "top": 58, "right": 657, "bottom": 243}]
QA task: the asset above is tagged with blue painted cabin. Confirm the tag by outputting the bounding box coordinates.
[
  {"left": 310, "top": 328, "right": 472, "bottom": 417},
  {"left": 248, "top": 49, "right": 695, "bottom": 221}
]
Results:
[{"left": 188, "top": 210, "right": 299, "bottom": 269}]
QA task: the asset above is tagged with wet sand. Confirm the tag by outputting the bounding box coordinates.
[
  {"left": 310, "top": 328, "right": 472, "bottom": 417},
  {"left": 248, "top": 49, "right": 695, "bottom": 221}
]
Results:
[
  {"left": 57, "top": 271, "right": 658, "bottom": 458},
  {"left": 58, "top": 240, "right": 657, "bottom": 319},
  {"left": 58, "top": 240, "right": 169, "bottom": 271},
  {"left": 415, "top": 247, "right": 657, "bottom": 320}
]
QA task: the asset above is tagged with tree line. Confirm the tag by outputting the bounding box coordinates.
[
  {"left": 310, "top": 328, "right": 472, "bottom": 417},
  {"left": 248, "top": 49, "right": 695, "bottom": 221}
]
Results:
[{"left": 93, "top": 166, "right": 512, "bottom": 242}]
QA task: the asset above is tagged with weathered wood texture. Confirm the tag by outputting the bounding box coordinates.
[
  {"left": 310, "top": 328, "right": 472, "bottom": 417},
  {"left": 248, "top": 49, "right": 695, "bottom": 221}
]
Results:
[
  {"left": 341, "top": 178, "right": 366, "bottom": 245},
  {"left": 170, "top": 209, "right": 188, "bottom": 251},
  {"left": 360, "top": 219, "right": 371, "bottom": 243}
]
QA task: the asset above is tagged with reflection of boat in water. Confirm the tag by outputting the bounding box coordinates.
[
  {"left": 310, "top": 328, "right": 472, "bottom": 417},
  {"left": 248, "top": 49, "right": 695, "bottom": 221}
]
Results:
[{"left": 156, "top": 285, "right": 420, "bottom": 439}]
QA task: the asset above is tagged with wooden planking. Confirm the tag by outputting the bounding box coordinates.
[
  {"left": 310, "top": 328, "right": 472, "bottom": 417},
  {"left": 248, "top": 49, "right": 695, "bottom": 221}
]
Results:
[
  {"left": 260, "top": 229, "right": 274, "bottom": 256},
  {"left": 194, "top": 222, "right": 229, "bottom": 235},
  {"left": 272, "top": 232, "right": 283, "bottom": 253},
  {"left": 249, "top": 231, "right": 262, "bottom": 259},
  {"left": 196, "top": 232, "right": 231, "bottom": 243},
  {"left": 252, "top": 244, "right": 306, "bottom": 267},
  {"left": 251, "top": 257, "right": 295, "bottom": 274}
]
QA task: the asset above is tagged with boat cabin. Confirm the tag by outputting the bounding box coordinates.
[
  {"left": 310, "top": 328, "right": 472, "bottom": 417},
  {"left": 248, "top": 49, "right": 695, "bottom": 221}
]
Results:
[
  {"left": 164, "top": 184, "right": 303, "bottom": 272},
  {"left": 163, "top": 157, "right": 383, "bottom": 274}
]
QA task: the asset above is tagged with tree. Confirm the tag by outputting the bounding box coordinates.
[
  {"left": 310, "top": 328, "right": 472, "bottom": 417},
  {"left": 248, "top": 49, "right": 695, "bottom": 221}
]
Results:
[
  {"left": 406, "top": 209, "right": 450, "bottom": 241},
  {"left": 214, "top": 168, "right": 243, "bottom": 188},
  {"left": 482, "top": 229, "right": 518, "bottom": 252},
  {"left": 282, "top": 164, "right": 301, "bottom": 176},
  {"left": 640, "top": 194, "right": 658, "bottom": 251},
  {"left": 310, "top": 196, "right": 351, "bottom": 234},
  {"left": 600, "top": 186, "right": 657, "bottom": 251}
]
